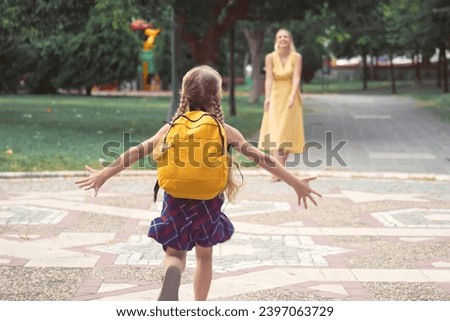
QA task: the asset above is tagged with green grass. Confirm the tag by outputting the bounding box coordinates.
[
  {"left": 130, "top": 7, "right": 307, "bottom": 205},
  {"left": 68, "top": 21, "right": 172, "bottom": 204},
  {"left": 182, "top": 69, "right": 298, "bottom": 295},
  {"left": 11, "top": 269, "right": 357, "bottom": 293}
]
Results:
[
  {"left": 303, "top": 78, "right": 374, "bottom": 93},
  {"left": 1, "top": 79, "right": 448, "bottom": 172},
  {"left": 400, "top": 87, "right": 450, "bottom": 121},
  {"left": 0, "top": 94, "right": 263, "bottom": 171},
  {"left": 424, "top": 94, "right": 449, "bottom": 121},
  {"left": 0, "top": 95, "right": 163, "bottom": 171}
]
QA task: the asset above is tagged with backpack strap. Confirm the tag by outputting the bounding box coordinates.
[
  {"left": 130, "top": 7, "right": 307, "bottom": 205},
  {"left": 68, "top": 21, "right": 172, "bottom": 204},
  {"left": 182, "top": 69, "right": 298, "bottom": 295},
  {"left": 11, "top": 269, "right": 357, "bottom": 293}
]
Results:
[
  {"left": 176, "top": 112, "right": 226, "bottom": 155},
  {"left": 153, "top": 180, "right": 160, "bottom": 202},
  {"left": 153, "top": 119, "right": 172, "bottom": 202}
]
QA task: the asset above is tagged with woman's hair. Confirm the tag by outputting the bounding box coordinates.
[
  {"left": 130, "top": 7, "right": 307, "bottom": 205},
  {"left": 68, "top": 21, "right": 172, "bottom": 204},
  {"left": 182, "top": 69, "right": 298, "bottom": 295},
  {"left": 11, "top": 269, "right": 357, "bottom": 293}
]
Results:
[
  {"left": 274, "top": 28, "right": 297, "bottom": 52},
  {"left": 172, "top": 65, "right": 241, "bottom": 201}
]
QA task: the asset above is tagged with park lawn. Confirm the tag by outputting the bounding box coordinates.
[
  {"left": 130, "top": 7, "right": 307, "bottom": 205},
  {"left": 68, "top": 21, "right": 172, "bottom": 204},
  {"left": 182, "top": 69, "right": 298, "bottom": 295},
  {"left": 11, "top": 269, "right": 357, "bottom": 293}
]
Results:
[
  {"left": 404, "top": 89, "right": 450, "bottom": 121},
  {"left": 0, "top": 94, "right": 263, "bottom": 172},
  {"left": 0, "top": 95, "right": 167, "bottom": 171}
]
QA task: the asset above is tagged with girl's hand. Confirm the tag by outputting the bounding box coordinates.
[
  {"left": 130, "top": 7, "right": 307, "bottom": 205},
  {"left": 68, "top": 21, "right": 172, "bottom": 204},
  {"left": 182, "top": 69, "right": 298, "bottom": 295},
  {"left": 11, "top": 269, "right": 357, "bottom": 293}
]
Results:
[
  {"left": 293, "top": 176, "right": 322, "bottom": 209},
  {"left": 75, "top": 165, "right": 106, "bottom": 197}
]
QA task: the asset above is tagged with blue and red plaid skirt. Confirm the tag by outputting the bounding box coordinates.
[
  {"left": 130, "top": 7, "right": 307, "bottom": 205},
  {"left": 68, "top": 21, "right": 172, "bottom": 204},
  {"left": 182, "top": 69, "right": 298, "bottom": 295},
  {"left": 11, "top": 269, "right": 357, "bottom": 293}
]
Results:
[{"left": 148, "top": 192, "right": 234, "bottom": 251}]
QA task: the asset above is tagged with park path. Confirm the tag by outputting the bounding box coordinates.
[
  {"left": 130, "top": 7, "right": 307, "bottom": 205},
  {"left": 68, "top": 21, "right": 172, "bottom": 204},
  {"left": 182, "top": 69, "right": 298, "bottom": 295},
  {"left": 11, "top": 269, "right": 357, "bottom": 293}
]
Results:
[{"left": 299, "top": 93, "right": 450, "bottom": 174}]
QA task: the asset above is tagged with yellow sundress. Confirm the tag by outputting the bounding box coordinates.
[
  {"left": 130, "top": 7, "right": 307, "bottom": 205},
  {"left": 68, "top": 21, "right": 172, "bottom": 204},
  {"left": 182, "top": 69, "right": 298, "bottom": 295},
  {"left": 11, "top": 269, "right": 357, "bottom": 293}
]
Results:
[{"left": 258, "top": 51, "right": 304, "bottom": 153}]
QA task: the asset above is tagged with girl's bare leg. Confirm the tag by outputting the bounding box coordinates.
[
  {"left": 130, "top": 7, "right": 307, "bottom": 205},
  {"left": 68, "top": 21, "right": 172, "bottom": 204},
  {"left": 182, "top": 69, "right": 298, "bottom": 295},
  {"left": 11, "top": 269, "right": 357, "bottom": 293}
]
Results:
[
  {"left": 163, "top": 247, "right": 186, "bottom": 272},
  {"left": 193, "top": 245, "right": 213, "bottom": 301},
  {"left": 158, "top": 247, "right": 186, "bottom": 301}
]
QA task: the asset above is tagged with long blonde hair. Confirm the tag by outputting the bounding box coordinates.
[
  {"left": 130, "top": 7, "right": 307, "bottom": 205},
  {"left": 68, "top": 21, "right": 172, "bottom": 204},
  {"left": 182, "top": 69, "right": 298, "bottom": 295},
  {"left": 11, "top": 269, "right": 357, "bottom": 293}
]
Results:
[
  {"left": 172, "top": 65, "right": 241, "bottom": 201},
  {"left": 274, "top": 28, "right": 297, "bottom": 52}
]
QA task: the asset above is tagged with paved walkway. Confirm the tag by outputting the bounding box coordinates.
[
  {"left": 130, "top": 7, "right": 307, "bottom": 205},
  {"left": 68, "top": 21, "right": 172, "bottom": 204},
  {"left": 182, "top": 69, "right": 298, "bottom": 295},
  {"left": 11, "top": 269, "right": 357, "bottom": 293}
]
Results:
[
  {"left": 299, "top": 94, "right": 450, "bottom": 174},
  {"left": 0, "top": 94, "right": 449, "bottom": 301}
]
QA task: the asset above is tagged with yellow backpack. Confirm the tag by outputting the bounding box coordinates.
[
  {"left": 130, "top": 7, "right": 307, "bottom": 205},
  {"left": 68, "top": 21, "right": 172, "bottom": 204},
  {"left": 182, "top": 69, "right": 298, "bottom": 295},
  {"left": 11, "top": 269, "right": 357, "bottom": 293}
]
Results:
[{"left": 153, "top": 110, "right": 228, "bottom": 200}]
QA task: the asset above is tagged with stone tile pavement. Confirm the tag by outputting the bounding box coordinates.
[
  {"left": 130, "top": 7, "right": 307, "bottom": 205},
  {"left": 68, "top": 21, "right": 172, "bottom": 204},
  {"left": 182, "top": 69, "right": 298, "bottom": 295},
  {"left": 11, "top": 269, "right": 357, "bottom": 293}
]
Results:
[{"left": 0, "top": 170, "right": 449, "bottom": 301}]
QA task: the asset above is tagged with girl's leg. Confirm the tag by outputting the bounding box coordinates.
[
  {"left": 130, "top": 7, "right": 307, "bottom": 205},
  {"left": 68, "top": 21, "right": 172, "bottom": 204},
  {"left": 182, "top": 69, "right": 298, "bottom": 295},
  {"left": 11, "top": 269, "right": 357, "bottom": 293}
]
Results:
[
  {"left": 193, "top": 245, "right": 213, "bottom": 301},
  {"left": 158, "top": 247, "right": 186, "bottom": 301},
  {"left": 163, "top": 247, "right": 186, "bottom": 272}
]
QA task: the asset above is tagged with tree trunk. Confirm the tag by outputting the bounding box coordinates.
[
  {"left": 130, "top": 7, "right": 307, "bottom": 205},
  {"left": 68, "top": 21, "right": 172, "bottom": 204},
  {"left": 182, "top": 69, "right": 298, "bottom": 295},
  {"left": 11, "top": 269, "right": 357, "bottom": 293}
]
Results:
[
  {"left": 362, "top": 51, "right": 368, "bottom": 90},
  {"left": 243, "top": 28, "right": 265, "bottom": 103},
  {"left": 229, "top": 26, "right": 236, "bottom": 116},
  {"left": 167, "top": 8, "right": 181, "bottom": 121},
  {"left": 441, "top": 43, "right": 449, "bottom": 93},
  {"left": 414, "top": 52, "right": 422, "bottom": 85},
  {"left": 437, "top": 47, "right": 442, "bottom": 88},
  {"left": 389, "top": 54, "right": 396, "bottom": 94},
  {"left": 374, "top": 55, "right": 379, "bottom": 81}
]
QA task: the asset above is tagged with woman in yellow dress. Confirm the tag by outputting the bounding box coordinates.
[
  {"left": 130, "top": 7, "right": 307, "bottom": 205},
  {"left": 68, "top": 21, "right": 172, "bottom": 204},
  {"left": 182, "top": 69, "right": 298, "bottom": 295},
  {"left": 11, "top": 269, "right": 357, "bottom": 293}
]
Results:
[{"left": 258, "top": 29, "right": 305, "bottom": 181}]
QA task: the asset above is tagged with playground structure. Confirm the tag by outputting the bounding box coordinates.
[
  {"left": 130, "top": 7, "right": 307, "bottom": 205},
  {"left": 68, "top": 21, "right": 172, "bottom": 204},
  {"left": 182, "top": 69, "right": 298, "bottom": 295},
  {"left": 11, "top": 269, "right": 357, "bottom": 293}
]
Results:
[{"left": 130, "top": 19, "right": 161, "bottom": 91}]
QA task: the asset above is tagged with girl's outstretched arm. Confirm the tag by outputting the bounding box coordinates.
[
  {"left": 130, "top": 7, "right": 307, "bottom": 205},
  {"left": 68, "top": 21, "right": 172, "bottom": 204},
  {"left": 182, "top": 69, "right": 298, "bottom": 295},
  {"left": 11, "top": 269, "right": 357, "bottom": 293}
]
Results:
[
  {"left": 75, "top": 124, "right": 170, "bottom": 196},
  {"left": 225, "top": 124, "right": 321, "bottom": 209}
]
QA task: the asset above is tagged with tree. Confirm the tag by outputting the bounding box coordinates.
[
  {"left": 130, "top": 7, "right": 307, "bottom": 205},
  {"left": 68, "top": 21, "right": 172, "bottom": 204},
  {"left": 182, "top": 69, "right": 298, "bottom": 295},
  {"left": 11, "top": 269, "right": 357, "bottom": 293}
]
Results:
[
  {"left": 173, "top": 0, "right": 250, "bottom": 66},
  {"left": 1, "top": 0, "right": 142, "bottom": 94},
  {"left": 0, "top": 0, "right": 32, "bottom": 92},
  {"left": 327, "top": 0, "right": 389, "bottom": 90},
  {"left": 0, "top": 0, "right": 95, "bottom": 93},
  {"left": 22, "top": 0, "right": 96, "bottom": 93},
  {"left": 54, "top": 0, "right": 141, "bottom": 95},
  {"left": 243, "top": 25, "right": 266, "bottom": 103},
  {"left": 382, "top": 0, "right": 448, "bottom": 91},
  {"left": 431, "top": 2, "right": 449, "bottom": 93},
  {"left": 383, "top": 0, "right": 428, "bottom": 84}
]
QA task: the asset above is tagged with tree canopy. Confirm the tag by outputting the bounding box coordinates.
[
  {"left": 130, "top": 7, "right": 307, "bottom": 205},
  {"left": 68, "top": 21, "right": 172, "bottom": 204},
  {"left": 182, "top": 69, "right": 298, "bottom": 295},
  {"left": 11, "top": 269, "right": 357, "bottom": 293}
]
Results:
[{"left": 0, "top": 0, "right": 448, "bottom": 94}]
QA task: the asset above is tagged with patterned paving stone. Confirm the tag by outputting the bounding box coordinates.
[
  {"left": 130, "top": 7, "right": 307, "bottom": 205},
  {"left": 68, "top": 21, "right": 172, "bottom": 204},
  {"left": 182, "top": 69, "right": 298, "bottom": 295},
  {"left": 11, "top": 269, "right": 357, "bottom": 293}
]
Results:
[
  {"left": 0, "top": 205, "right": 68, "bottom": 225},
  {"left": 372, "top": 208, "right": 450, "bottom": 228},
  {"left": 1, "top": 170, "right": 449, "bottom": 301}
]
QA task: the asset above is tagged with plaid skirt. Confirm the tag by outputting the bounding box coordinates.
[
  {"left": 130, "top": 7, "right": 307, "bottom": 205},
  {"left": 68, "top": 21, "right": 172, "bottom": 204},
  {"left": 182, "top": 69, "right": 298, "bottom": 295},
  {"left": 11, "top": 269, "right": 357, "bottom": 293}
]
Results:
[{"left": 148, "top": 192, "right": 234, "bottom": 251}]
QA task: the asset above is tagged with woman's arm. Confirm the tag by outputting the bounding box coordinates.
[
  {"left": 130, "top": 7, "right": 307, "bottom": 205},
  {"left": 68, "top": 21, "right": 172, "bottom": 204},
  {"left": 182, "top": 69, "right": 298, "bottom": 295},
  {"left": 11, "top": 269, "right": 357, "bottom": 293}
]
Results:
[
  {"left": 225, "top": 124, "right": 321, "bottom": 208},
  {"left": 287, "top": 53, "right": 302, "bottom": 108},
  {"left": 264, "top": 53, "right": 274, "bottom": 112},
  {"left": 75, "top": 124, "right": 170, "bottom": 196}
]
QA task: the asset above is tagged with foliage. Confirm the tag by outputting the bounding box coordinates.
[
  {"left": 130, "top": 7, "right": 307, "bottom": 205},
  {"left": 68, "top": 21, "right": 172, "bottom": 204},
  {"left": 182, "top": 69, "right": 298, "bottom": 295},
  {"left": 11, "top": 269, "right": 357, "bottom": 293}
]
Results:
[
  {"left": 0, "top": 0, "right": 141, "bottom": 94},
  {"left": 382, "top": 0, "right": 438, "bottom": 59},
  {"left": 1, "top": 0, "right": 448, "bottom": 94},
  {"left": 22, "top": 0, "right": 96, "bottom": 93},
  {"left": 325, "top": 0, "right": 388, "bottom": 59},
  {"left": 174, "top": 0, "right": 251, "bottom": 66},
  {"left": 54, "top": 0, "right": 141, "bottom": 91}
]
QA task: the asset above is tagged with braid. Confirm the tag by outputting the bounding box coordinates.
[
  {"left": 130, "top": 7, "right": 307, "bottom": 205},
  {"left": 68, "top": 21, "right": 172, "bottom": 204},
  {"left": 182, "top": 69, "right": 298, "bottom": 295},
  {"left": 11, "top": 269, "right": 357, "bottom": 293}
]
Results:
[
  {"left": 213, "top": 97, "right": 224, "bottom": 124},
  {"left": 172, "top": 95, "right": 189, "bottom": 121}
]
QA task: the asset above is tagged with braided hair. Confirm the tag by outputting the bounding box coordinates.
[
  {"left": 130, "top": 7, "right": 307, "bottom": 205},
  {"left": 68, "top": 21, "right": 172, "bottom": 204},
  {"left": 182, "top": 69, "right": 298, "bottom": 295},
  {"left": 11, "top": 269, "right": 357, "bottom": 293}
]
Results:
[{"left": 172, "top": 65, "right": 224, "bottom": 124}]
